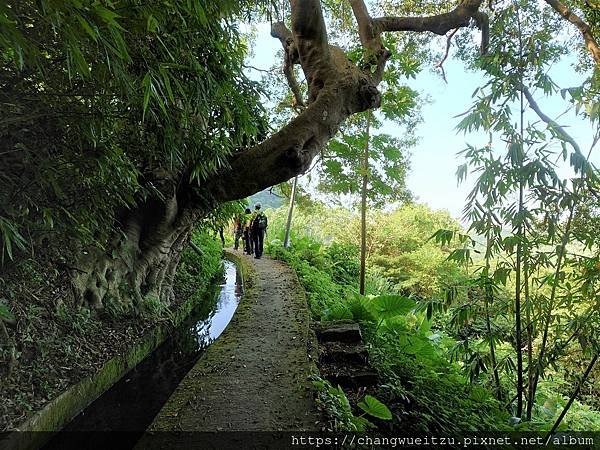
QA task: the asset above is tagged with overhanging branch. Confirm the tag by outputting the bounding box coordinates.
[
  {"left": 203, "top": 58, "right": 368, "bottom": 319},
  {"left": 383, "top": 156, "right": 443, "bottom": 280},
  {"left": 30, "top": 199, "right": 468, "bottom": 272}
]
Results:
[
  {"left": 349, "top": 0, "right": 382, "bottom": 54},
  {"left": 272, "top": 21, "right": 306, "bottom": 107},
  {"left": 191, "top": 0, "right": 493, "bottom": 207},
  {"left": 543, "top": 0, "right": 600, "bottom": 64},
  {"left": 348, "top": 0, "right": 391, "bottom": 82},
  {"left": 373, "top": 0, "right": 488, "bottom": 53}
]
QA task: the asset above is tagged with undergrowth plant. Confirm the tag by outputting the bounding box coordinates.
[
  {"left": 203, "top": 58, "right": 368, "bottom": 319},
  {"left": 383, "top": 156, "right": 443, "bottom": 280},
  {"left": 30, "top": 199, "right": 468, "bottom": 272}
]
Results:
[{"left": 268, "top": 237, "right": 511, "bottom": 433}]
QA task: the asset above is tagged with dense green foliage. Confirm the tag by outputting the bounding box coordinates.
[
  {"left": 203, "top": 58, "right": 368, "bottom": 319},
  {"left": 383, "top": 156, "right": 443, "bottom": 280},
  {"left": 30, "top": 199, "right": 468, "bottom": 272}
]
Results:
[
  {"left": 2, "top": 0, "right": 600, "bottom": 437},
  {"left": 266, "top": 211, "right": 507, "bottom": 432},
  {"left": 266, "top": 203, "right": 466, "bottom": 299},
  {"left": 445, "top": 0, "right": 600, "bottom": 425},
  {"left": 0, "top": 0, "right": 266, "bottom": 263},
  {"left": 0, "top": 1, "right": 260, "bottom": 427},
  {"left": 174, "top": 230, "right": 224, "bottom": 304}
]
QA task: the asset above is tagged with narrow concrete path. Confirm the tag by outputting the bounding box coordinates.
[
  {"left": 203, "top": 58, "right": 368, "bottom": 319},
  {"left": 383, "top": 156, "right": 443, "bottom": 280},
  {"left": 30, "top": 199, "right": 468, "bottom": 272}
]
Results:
[{"left": 144, "top": 251, "right": 319, "bottom": 433}]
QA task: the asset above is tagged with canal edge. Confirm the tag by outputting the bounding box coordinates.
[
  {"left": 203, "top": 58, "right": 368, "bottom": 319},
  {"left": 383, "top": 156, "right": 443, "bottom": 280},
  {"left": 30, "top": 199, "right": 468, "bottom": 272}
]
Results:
[
  {"left": 0, "top": 254, "right": 237, "bottom": 450},
  {"left": 223, "top": 249, "right": 255, "bottom": 296}
]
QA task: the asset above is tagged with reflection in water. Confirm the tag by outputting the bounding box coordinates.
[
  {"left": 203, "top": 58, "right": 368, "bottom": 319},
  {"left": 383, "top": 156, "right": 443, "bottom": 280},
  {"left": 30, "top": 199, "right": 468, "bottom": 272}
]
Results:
[
  {"left": 193, "top": 261, "right": 242, "bottom": 348},
  {"left": 43, "top": 260, "right": 242, "bottom": 449}
]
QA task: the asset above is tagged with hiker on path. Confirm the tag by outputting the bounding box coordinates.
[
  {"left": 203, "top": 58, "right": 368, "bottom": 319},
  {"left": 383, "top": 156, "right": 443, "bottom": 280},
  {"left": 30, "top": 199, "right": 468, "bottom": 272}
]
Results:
[
  {"left": 243, "top": 207, "right": 253, "bottom": 255},
  {"left": 251, "top": 203, "right": 268, "bottom": 259},
  {"left": 233, "top": 213, "right": 243, "bottom": 250}
]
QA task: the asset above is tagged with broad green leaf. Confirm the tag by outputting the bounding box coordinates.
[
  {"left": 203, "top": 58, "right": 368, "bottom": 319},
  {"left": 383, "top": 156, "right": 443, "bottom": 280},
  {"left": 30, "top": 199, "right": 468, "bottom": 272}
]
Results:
[
  {"left": 325, "top": 303, "right": 352, "bottom": 321},
  {"left": 419, "top": 315, "right": 431, "bottom": 334},
  {"left": 357, "top": 395, "right": 392, "bottom": 420},
  {"left": 348, "top": 295, "right": 376, "bottom": 322},
  {"left": 369, "top": 295, "right": 415, "bottom": 319}
]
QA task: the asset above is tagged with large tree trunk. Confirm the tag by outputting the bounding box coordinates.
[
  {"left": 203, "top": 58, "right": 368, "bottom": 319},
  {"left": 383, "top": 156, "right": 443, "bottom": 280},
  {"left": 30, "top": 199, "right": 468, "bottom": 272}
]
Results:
[{"left": 71, "top": 185, "right": 202, "bottom": 311}]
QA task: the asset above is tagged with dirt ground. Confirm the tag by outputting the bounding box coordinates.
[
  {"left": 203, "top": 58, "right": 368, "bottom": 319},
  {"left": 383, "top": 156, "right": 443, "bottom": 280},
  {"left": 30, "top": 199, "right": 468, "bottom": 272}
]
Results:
[{"left": 143, "top": 251, "right": 320, "bottom": 433}]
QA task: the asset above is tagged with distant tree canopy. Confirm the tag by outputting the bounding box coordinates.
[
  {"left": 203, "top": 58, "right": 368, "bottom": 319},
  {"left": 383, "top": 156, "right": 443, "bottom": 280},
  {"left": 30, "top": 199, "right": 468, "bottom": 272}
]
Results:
[{"left": 1, "top": 0, "right": 599, "bottom": 311}]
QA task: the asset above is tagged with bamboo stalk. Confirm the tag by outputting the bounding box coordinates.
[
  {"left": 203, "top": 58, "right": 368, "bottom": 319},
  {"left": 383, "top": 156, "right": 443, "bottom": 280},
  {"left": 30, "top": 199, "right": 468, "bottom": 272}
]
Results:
[
  {"left": 545, "top": 353, "right": 598, "bottom": 443},
  {"left": 359, "top": 112, "right": 372, "bottom": 296}
]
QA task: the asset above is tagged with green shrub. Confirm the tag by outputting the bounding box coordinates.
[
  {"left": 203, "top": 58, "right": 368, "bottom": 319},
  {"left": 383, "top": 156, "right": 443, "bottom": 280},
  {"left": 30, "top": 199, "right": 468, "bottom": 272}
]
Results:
[
  {"left": 269, "top": 234, "right": 510, "bottom": 433},
  {"left": 323, "top": 242, "right": 360, "bottom": 285},
  {"left": 174, "top": 229, "right": 223, "bottom": 302},
  {"left": 312, "top": 376, "right": 392, "bottom": 431},
  {"left": 371, "top": 340, "right": 509, "bottom": 433}
]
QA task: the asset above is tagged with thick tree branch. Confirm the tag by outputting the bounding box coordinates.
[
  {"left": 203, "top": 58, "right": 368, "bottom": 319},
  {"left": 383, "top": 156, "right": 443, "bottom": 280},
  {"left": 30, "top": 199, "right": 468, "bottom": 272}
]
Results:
[
  {"left": 543, "top": 0, "right": 600, "bottom": 64},
  {"left": 373, "top": 0, "right": 488, "bottom": 53},
  {"left": 290, "top": 0, "right": 332, "bottom": 102},
  {"left": 202, "top": 85, "right": 349, "bottom": 203},
  {"left": 272, "top": 21, "right": 306, "bottom": 107},
  {"left": 271, "top": 21, "right": 297, "bottom": 62},
  {"left": 348, "top": 0, "right": 391, "bottom": 82},
  {"left": 349, "top": 0, "right": 381, "bottom": 54},
  {"left": 373, "top": 0, "right": 481, "bottom": 34},
  {"left": 473, "top": 11, "right": 489, "bottom": 55},
  {"left": 290, "top": 0, "right": 329, "bottom": 52},
  {"left": 284, "top": 58, "right": 306, "bottom": 108}
]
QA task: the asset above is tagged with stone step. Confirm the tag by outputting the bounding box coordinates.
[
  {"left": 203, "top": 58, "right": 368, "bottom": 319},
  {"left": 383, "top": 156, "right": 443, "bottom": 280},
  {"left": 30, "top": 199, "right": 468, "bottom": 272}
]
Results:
[
  {"left": 319, "top": 341, "right": 368, "bottom": 365},
  {"left": 320, "top": 363, "right": 379, "bottom": 389},
  {"left": 314, "top": 320, "right": 362, "bottom": 344}
]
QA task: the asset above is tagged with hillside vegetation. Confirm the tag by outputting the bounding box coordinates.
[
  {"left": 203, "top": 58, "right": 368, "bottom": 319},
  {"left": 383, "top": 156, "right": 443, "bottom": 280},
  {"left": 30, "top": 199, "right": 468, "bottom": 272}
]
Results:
[{"left": 265, "top": 203, "right": 600, "bottom": 433}]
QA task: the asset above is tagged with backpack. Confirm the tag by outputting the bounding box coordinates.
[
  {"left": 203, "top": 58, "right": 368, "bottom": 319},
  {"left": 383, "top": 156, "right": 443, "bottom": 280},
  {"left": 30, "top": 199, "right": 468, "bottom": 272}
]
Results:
[{"left": 254, "top": 213, "right": 268, "bottom": 230}]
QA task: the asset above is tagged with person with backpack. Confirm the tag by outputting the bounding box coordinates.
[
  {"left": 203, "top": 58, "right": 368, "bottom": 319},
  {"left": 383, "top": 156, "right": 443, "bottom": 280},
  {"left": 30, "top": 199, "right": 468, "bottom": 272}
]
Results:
[{"left": 251, "top": 203, "right": 268, "bottom": 259}]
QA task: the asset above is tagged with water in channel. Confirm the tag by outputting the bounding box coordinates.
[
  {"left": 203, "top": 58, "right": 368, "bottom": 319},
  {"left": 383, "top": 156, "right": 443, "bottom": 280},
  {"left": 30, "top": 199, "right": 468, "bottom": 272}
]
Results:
[{"left": 44, "top": 260, "right": 242, "bottom": 449}]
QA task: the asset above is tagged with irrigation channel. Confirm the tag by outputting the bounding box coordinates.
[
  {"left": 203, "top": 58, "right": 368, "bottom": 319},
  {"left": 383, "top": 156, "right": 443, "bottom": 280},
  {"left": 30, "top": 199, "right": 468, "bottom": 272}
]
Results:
[{"left": 44, "top": 260, "right": 242, "bottom": 450}]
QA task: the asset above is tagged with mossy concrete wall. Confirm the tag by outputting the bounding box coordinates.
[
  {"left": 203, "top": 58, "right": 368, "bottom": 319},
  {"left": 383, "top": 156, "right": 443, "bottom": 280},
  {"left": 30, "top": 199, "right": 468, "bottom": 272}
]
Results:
[
  {"left": 0, "top": 256, "right": 241, "bottom": 450},
  {"left": 223, "top": 249, "right": 253, "bottom": 291}
]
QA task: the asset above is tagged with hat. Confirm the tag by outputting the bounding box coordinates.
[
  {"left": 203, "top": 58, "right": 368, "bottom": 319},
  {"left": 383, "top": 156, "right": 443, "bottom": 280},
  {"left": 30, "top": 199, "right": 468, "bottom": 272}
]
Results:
[{"left": 255, "top": 203, "right": 261, "bottom": 209}]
